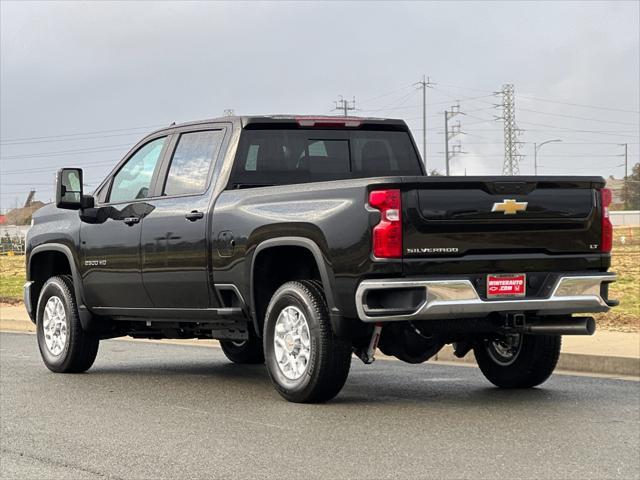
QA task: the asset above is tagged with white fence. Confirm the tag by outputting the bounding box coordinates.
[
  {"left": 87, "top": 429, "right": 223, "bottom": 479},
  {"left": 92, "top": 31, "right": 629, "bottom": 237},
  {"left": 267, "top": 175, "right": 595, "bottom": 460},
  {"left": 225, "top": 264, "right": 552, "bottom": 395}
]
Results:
[
  {"left": 611, "top": 211, "right": 640, "bottom": 227},
  {"left": 0, "top": 225, "right": 29, "bottom": 254}
]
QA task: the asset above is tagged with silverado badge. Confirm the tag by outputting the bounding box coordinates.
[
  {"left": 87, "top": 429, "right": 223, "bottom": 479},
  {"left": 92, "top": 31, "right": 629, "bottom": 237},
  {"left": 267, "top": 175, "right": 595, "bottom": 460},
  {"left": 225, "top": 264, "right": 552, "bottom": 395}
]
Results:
[{"left": 491, "top": 199, "right": 528, "bottom": 215}]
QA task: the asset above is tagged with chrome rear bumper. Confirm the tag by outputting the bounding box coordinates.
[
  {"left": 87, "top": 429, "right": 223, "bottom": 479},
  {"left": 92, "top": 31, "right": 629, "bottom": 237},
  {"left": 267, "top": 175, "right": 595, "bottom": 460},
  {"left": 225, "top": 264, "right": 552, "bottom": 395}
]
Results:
[{"left": 355, "top": 274, "right": 616, "bottom": 322}]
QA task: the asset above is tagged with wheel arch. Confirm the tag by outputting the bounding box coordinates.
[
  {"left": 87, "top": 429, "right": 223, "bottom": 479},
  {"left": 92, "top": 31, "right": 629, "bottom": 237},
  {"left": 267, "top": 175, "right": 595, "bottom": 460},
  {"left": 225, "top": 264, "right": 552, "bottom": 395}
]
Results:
[
  {"left": 249, "top": 237, "right": 339, "bottom": 337},
  {"left": 28, "top": 244, "right": 91, "bottom": 328}
]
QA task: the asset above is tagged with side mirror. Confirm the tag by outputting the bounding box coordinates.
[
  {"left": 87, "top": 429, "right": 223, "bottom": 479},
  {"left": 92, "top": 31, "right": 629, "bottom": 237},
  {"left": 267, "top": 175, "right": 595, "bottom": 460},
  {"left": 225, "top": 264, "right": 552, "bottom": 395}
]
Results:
[{"left": 56, "top": 168, "right": 88, "bottom": 210}]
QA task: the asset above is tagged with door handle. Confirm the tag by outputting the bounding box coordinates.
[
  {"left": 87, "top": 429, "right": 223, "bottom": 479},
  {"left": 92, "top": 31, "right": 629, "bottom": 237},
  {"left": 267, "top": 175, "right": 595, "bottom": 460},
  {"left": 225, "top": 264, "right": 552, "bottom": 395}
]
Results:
[
  {"left": 123, "top": 217, "right": 140, "bottom": 226},
  {"left": 185, "top": 210, "right": 204, "bottom": 221}
]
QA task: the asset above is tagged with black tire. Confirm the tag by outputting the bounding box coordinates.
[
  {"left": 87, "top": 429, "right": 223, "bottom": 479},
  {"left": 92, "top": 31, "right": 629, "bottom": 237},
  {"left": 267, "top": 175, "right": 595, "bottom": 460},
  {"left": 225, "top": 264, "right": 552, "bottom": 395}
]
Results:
[
  {"left": 263, "top": 280, "right": 351, "bottom": 403},
  {"left": 473, "top": 334, "right": 561, "bottom": 388},
  {"left": 36, "top": 275, "right": 99, "bottom": 373},
  {"left": 220, "top": 335, "right": 264, "bottom": 364}
]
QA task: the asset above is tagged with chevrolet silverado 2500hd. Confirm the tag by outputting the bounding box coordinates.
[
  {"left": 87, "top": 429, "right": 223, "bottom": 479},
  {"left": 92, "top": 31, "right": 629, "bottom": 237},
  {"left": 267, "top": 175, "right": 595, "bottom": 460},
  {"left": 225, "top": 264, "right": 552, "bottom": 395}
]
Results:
[{"left": 25, "top": 115, "right": 617, "bottom": 402}]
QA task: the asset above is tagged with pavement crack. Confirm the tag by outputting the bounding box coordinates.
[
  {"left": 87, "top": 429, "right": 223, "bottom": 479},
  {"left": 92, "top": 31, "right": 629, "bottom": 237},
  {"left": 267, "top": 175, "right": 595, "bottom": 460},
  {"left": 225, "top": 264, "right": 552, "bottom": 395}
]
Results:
[{"left": 1, "top": 447, "right": 125, "bottom": 480}]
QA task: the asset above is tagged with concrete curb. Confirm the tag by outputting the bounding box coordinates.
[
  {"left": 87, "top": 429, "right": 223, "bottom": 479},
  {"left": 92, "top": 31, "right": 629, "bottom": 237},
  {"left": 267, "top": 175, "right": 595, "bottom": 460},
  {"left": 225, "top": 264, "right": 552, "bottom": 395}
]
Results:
[
  {"left": 0, "top": 319, "right": 35, "bottom": 333},
  {"left": 2, "top": 318, "right": 639, "bottom": 378},
  {"left": 434, "top": 345, "right": 640, "bottom": 378}
]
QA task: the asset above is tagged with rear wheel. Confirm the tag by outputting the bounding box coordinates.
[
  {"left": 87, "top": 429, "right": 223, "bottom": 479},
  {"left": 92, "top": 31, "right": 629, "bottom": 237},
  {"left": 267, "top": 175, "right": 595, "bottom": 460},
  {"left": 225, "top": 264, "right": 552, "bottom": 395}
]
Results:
[
  {"left": 36, "top": 275, "right": 99, "bottom": 373},
  {"left": 473, "top": 333, "right": 561, "bottom": 388},
  {"left": 220, "top": 336, "right": 264, "bottom": 364},
  {"left": 263, "top": 280, "right": 351, "bottom": 403}
]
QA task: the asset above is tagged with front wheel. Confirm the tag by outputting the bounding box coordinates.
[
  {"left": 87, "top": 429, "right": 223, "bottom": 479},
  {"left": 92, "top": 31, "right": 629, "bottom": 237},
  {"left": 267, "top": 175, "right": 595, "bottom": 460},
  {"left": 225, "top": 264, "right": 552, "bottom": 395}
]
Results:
[
  {"left": 263, "top": 280, "right": 352, "bottom": 403},
  {"left": 473, "top": 334, "right": 561, "bottom": 388},
  {"left": 36, "top": 275, "right": 100, "bottom": 373}
]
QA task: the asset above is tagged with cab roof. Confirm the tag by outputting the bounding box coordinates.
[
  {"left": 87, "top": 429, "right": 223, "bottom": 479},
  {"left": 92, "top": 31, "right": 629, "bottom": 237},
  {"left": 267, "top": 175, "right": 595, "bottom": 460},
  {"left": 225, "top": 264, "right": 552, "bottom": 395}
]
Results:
[{"left": 149, "top": 115, "right": 409, "bottom": 136}]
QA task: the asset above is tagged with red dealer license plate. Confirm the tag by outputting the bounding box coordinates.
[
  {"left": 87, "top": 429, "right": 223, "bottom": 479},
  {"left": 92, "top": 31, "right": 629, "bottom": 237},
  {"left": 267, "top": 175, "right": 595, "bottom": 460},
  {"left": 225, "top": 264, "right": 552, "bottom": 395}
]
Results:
[{"left": 487, "top": 274, "right": 526, "bottom": 298}]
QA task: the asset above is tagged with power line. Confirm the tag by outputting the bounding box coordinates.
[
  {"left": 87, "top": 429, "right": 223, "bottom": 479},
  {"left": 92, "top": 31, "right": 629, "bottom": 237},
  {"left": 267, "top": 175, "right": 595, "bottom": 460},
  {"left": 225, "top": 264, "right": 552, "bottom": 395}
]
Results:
[
  {"left": 358, "top": 89, "right": 419, "bottom": 113},
  {"left": 357, "top": 84, "right": 415, "bottom": 106},
  {"left": 1, "top": 143, "right": 132, "bottom": 160},
  {"left": 517, "top": 120, "right": 639, "bottom": 137},
  {"left": 519, "top": 107, "right": 639, "bottom": 126},
  {"left": 1, "top": 159, "right": 116, "bottom": 175},
  {"left": 517, "top": 95, "right": 640, "bottom": 114},
  {"left": 0, "top": 131, "right": 155, "bottom": 146},
  {"left": 433, "top": 81, "right": 639, "bottom": 114},
  {"left": 462, "top": 142, "right": 640, "bottom": 145},
  {"left": 0, "top": 124, "right": 163, "bottom": 142}
]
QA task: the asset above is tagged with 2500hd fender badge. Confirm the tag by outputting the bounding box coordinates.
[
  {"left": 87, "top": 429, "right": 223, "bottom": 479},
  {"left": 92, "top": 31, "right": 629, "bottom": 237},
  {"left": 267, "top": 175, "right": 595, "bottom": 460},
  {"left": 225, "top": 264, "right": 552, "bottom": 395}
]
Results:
[
  {"left": 84, "top": 259, "right": 107, "bottom": 266},
  {"left": 406, "top": 247, "right": 459, "bottom": 254}
]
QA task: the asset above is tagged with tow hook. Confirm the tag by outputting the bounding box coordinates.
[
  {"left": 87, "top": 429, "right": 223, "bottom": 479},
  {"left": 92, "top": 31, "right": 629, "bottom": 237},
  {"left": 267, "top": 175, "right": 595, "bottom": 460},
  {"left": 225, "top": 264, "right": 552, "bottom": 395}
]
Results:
[{"left": 356, "top": 323, "right": 383, "bottom": 364}]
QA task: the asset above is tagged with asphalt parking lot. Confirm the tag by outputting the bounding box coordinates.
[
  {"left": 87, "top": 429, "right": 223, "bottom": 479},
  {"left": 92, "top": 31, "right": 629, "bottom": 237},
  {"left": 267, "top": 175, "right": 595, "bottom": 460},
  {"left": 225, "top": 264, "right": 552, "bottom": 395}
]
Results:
[{"left": 1, "top": 331, "right": 639, "bottom": 480}]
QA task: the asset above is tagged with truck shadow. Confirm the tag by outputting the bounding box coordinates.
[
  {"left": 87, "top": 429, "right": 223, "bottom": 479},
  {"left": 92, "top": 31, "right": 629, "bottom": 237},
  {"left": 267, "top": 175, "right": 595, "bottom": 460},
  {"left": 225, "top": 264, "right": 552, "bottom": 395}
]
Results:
[{"left": 86, "top": 350, "right": 623, "bottom": 407}]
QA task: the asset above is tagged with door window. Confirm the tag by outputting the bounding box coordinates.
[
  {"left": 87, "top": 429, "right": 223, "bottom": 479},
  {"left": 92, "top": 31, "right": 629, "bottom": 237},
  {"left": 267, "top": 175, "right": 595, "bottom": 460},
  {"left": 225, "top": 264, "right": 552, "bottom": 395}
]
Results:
[
  {"left": 163, "top": 130, "right": 224, "bottom": 196},
  {"left": 109, "top": 137, "right": 166, "bottom": 203}
]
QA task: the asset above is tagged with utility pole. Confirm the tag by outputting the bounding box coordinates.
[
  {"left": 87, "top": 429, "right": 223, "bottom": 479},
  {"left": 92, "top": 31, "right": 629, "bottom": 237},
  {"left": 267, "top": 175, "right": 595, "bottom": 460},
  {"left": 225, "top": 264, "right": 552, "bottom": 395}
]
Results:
[
  {"left": 334, "top": 96, "right": 356, "bottom": 116},
  {"left": 415, "top": 75, "right": 435, "bottom": 171},
  {"left": 444, "top": 111, "right": 449, "bottom": 175},
  {"left": 499, "top": 84, "right": 524, "bottom": 176},
  {"left": 620, "top": 143, "right": 629, "bottom": 208},
  {"left": 444, "top": 103, "right": 462, "bottom": 176}
]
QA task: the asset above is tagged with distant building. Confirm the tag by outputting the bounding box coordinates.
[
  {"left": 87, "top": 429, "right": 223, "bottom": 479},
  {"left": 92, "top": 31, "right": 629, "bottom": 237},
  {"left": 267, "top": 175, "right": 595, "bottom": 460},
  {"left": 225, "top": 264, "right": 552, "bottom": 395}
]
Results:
[{"left": 3, "top": 201, "right": 45, "bottom": 225}]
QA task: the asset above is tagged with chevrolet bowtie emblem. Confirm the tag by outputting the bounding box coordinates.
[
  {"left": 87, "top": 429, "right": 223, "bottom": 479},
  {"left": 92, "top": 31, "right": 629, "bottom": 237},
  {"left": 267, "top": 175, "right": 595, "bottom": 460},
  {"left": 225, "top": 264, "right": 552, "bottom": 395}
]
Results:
[{"left": 491, "top": 199, "right": 528, "bottom": 215}]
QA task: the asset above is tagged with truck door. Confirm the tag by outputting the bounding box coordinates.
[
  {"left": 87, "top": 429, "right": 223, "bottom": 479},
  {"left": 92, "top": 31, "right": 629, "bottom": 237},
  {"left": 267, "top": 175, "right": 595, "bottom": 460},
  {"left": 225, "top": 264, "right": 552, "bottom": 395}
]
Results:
[
  {"left": 141, "top": 127, "right": 226, "bottom": 309},
  {"left": 81, "top": 135, "right": 169, "bottom": 309}
]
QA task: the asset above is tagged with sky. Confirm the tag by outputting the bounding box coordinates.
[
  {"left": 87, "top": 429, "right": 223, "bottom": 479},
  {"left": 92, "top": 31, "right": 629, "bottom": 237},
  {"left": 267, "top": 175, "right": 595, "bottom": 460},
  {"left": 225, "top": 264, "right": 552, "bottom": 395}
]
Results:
[{"left": 1, "top": 0, "right": 639, "bottom": 210}]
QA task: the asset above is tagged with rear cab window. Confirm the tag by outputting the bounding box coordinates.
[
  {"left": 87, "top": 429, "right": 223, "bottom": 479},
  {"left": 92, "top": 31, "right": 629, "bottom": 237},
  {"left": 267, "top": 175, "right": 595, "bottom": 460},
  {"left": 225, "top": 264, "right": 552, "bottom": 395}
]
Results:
[{"left": 229, "top": 127, "right": 422, "bottom": 188}]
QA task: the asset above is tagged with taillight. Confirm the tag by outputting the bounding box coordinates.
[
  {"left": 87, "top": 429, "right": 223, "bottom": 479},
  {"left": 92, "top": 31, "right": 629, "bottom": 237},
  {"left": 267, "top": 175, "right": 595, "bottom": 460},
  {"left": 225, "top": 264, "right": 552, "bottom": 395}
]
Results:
[
  {"left": 369, "top": 189, "right": 402, "bottom": 258},
  {"left": 600, "top": 188, "right": 613, "bottom": 253}
]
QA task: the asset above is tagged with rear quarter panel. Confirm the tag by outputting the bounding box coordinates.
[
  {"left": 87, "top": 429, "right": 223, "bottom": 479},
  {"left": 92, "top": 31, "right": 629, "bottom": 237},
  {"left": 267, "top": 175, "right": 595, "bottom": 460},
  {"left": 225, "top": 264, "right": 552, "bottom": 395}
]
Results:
[{"left": 211, "top": 177, "right": 402, "bottom": 319}]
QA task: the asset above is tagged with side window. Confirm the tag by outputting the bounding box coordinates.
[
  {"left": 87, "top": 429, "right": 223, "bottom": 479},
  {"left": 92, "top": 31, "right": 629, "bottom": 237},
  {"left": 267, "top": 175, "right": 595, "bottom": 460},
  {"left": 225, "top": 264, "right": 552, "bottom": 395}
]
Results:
[
  {"left": 245, "top": 144, "right": 259, "bottom": 171},
  {"left": 109, "top": 137, "right": 166, "bottom": 203},
  {"left": 163, "top": 130, "right": 224, "bottom": 196}
]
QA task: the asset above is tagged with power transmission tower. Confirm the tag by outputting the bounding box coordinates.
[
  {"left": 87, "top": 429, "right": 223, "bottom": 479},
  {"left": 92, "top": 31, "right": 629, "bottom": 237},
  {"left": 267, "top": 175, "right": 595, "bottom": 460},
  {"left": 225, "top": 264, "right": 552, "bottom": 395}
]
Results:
[
  {"left": 414, "top": 75, "right": 435, "bottom": 171},
  {"left": 334, "top": 96, "right": 356, "bottom": 116},
  {"left": 499, "top": 84, "right": 524, "bottom": 175},
  {"left": 444, "top": 103, "right": 463, "bottom": 176}
]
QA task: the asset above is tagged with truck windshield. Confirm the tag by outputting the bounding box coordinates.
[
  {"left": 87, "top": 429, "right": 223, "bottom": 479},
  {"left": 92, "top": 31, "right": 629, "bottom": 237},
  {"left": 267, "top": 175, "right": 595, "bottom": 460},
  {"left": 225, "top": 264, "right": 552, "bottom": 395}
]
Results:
[{"left": 229, "top": 129, "right": 423, "bottom": 188}]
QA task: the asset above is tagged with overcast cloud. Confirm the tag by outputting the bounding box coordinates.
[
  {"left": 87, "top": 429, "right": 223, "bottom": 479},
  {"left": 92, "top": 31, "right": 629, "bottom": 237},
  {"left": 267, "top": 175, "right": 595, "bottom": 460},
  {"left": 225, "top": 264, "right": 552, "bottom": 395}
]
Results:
[{"left": 1, "top": 1, "right": 638, "bottom": 209}]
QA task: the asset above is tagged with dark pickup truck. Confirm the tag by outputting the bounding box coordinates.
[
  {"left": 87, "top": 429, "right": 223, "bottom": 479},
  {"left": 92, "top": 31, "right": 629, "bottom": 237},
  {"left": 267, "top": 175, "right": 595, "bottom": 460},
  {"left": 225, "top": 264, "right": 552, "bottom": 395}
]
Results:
[{"left": 25, "top": 115, "right": 617, "bottom": 402}]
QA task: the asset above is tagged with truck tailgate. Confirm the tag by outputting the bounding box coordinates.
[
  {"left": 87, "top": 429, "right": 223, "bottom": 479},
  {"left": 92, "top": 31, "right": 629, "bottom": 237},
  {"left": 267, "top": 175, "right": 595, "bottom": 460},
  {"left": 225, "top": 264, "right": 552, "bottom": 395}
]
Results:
[{"left": 401, "top": 176, "right": 605, "bottom": 257}]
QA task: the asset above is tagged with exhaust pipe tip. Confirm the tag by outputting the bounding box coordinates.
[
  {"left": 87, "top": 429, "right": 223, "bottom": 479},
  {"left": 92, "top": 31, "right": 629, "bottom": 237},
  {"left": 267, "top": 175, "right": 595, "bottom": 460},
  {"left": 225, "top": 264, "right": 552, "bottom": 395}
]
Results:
[
  {"left": 524, "top": 316, "right": 597, "bottom": 336},
  {"left": 584, "top": 316, "right": 596, "bottom": 336}
]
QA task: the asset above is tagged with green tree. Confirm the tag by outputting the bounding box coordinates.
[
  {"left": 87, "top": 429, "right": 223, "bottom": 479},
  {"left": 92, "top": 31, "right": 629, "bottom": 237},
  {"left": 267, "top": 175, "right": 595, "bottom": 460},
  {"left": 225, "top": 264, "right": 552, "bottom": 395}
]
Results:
[{"left": 622, "top": 162, "right": 640, "bottom": 210}]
